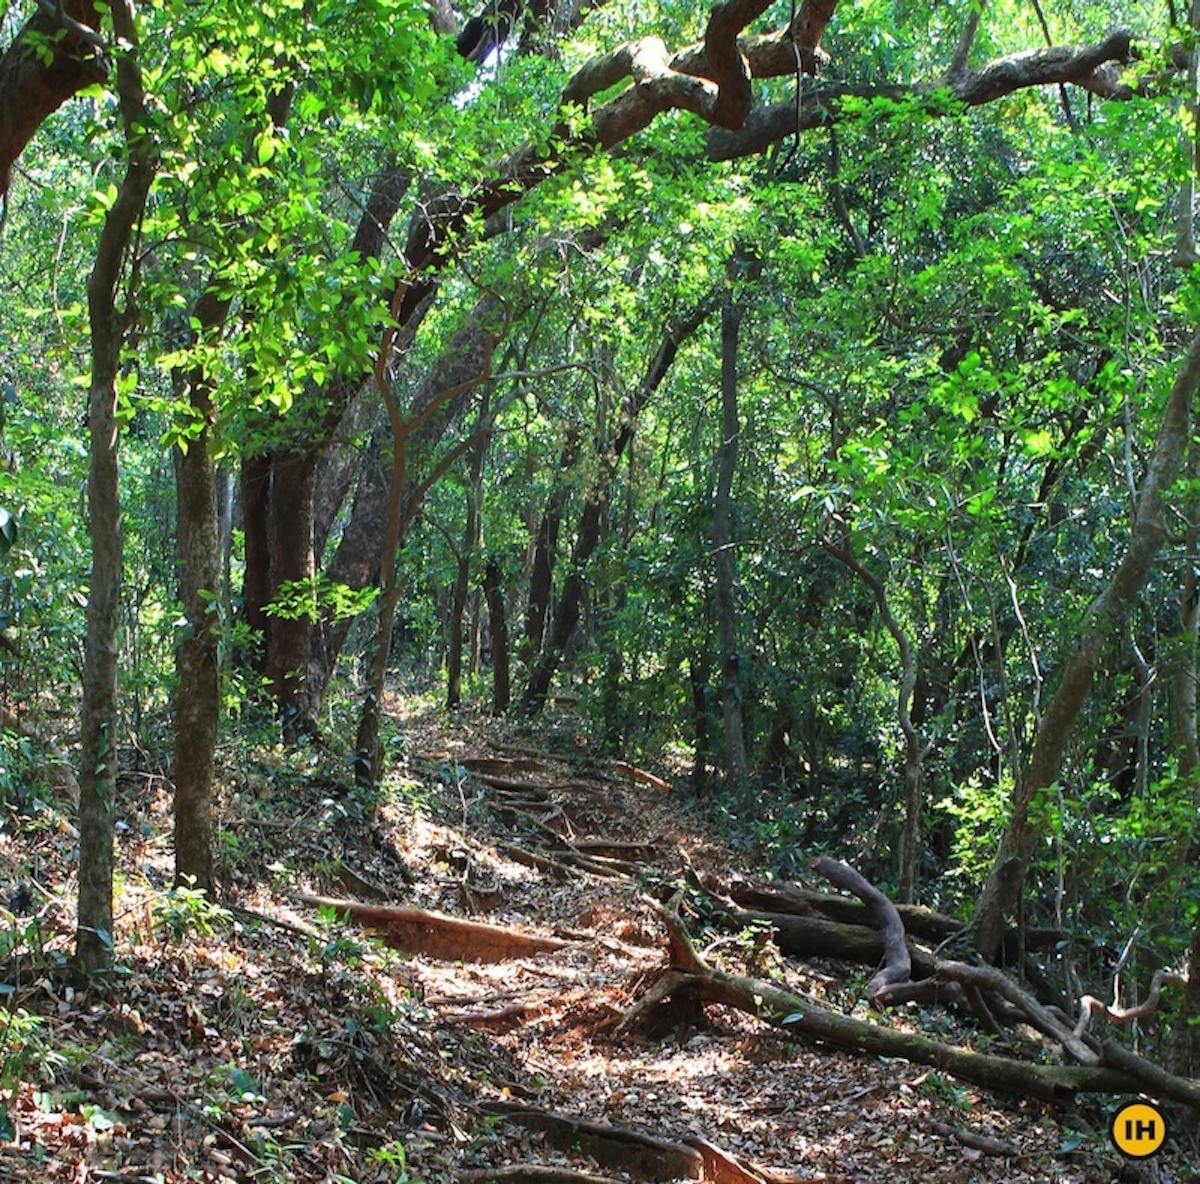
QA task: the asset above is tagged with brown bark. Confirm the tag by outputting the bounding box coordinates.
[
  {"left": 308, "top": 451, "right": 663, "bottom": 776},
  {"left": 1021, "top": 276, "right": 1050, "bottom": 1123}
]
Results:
[
  {"left": 483, "top": 558, "right": 511, "bottom": 713},
  {"left": 973, "top": 329, "right": 1200, "bottom": 963},
  {"left": 171, "top": 291, "right": 227, "bottom": 893},
  {"left": 239, "top": 453, "right": 273, "bottom": 660},
  {"left": 0, "top": 0, "right": 106, "bottom": 195},
  {"left": 448, "top": 398, "right": 490, "bottom": 708},
  {"left": 706, "top": 33, "right": 1134, "bottom": 160},
  {"left": 523, "top": 295, "right": 717, "bottom": 710},
  {"left": 296, "top": 894, "right": 568, "bottom": 961},
  {"left": 76, "top": 0, "right": 153, "bottom": 972}
]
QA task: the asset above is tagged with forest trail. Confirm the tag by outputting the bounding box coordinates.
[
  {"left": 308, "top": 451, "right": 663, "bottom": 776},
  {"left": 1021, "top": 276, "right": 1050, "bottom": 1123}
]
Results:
[{"left": 0, "top": 694, "right": 1179, "bottom": 1184}]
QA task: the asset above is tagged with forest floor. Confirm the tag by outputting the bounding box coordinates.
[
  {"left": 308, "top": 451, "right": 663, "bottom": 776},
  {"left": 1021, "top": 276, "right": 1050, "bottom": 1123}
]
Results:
[{"left": 0, "top": 690, "right": 1194, "bottom": 1183}]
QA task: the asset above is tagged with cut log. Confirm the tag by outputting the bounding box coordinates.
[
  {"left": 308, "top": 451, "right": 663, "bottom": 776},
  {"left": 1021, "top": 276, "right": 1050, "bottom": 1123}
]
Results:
[{"left": 295, "top": 894, "right": 570, "bottom": 962}]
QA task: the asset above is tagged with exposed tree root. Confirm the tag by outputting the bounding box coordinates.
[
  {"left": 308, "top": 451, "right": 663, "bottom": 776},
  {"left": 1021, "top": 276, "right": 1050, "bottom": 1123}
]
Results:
[
  {"left": 295, "top": 894, "right": 571, "bottom": 962},
  {"left": 442, "top": 1000, "right": 550, "bottom": 1030},
  {"left": 460, "top": 1166, "right": 625, "bottom": 1184},
  {"left": 480, "top": 1103, "right": 705, "bottom": 1180},
  {"left": 478, "top": 1103, "right": 841, "bottom": 1184}
]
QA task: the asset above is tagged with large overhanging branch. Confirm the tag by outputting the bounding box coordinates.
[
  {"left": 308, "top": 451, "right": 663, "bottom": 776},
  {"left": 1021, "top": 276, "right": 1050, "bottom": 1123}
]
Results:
[
  {"left": 385, "top": 11, "right": 1137, "bottom": 386},
  {"left": 708, "top": 30, "right": 1135, "bottom": 159}
]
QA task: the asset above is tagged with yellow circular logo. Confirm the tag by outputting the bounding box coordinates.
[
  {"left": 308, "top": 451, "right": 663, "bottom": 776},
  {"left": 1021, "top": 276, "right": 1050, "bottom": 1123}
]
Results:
[{"left": 1109, "top": 1101, "right": 1167, "bottom": 1158}]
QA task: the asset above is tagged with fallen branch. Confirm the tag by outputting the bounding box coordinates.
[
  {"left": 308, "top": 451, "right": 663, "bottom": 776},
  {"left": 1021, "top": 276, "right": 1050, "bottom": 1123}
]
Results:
[
  {"left": 295, "top": 894, "right": 571, "bottom": 962},
  {"left": 612, "top": 760, "right": 671, "bottom": 791},
  {"left": 626, "top": 900, "right": 1188, "bottom": 1108},
  {"left": 1075, "top": 967, "right": 1189, "bottom": 1036},
  {"left": 929, "top": 1119, "right": 1024, "bottom": 1158}
]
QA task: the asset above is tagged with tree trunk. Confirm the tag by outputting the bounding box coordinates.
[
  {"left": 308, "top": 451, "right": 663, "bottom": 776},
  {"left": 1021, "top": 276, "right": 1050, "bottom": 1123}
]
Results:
[
  {"left": 483, "top": 558, "right": 510, "bottom": 713},
  {"left": 821, "top": 537, "right": 924, "bottom": 901},
  {"left": 1172, "top": 908, "right": 1200, "bottom": 1077},
  {"left": 713, "top": 277, "right": 750, "bottom": 793},
  {"left": 172, "top": 386, "right": 220, "bottom": 894},
  {"left": 1170, "top": 440, "right": 1200, "bottom": 772},
  {"left": 265, "top": 449, "right": 318, "bottom": 742},
  {"left": 448, "top": 399, "right": 489, "bottom": 708},
  {"left": 973, "top": 329, "right": 1200, "bottom": 962},
  {"left": 240, "top": 452, "right": 273, "bottom": 665},
  {"left": 76, "top": 0, "right": 153, "bottom": 972},
  {"left": 524, "top": 428, "right": 580, "bottom": 657},
  {"left": 309, "top": 303, "right": 499, "bottom": 714},
  {"left": 523, "top": 294, "right": 717, "bottom": 710},
  {"left": 0, "top": 0, "right": 106, "bottom": 195}
]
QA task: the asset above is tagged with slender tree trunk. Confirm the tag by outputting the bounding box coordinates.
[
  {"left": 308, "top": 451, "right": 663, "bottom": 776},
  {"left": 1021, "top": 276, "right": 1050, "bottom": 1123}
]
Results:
[
  {"left": 448, "top": 398, "right": 489, "bottom": 708},
  {"left": 523, "top": 294, "right": 717, "bottom": 711},
  {"left": 172, "top": 385, "right": 220, "bottom": 893},
  {"left": 309, "top": 304, "right": 499, "bottom": 714},
  {"left": 483, "top": 558, "right": 510, "bottom": 713},
  {"left": 525, "top": 428, "right": 580, "bottom": 656},
  {"left": 356, "top": 300, "right": 499, "bottom": 786},
  {"left": 217, "top": 466, "right": 233, "bottom": 623},
  {"left": 713, "top": 280, "right": 750, "bottom": 793},
  {"left": 240, "top": 453, "right": 273, "bottom": 664},
  {"left": 1170, "top": 440, "right": 1200, "bottom": 772},
  {"left": 822, "top": 537, "right": 925, "bottom": 901},
  {"left": 1172, "top": 908, "right": 1200, "bottom": 1076},
  {"left": 76, "top": 0, "right": 153, "bottom": 972},
  {"left": 973, "top": 329, "right": 1200, "bottom": 962},
  {"left": 689, "top": 651, "right": 714, "bottom": 794},
  {"left": 266, "top": 449, "right": 318, "bottom": 742}
]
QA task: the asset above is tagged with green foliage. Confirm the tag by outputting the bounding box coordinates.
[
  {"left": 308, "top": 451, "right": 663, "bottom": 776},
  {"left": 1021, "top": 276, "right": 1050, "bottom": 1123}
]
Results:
[
  {"left": 151, "top": 880, "right": 233, "bottom": 944},
  {"left": 265, "top": 575, "right": 378, "bottom": 623}
]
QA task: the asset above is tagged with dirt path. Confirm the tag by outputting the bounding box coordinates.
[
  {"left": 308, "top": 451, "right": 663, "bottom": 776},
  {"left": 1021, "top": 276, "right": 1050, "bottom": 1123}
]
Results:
[
  {"left": 0, "top": 698, "right": 1172, "bottom": 1183},
  {"left": 302, "top": 704, "right": 1142, "bottom": 1184}
]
